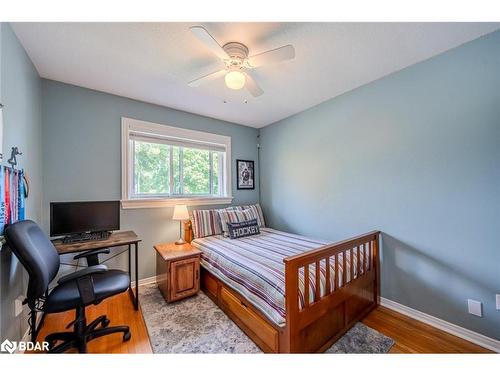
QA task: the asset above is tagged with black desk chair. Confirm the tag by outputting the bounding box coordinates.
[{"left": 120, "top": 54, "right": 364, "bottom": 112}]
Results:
[{"left": 5, "top": 220, "right": 131, "bottom": 353}]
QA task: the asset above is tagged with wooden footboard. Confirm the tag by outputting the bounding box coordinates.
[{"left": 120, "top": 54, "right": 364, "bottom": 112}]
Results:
[{"left": 283, "top": 230, "right": 380, "bottom": 352}]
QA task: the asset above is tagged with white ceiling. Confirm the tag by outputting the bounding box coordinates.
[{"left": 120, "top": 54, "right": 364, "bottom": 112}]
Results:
[{"left": 11, "top": 22, "right": 499, "bottom": 128}]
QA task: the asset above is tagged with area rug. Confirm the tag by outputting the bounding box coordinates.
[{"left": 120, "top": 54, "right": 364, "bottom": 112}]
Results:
[{"left": 139, "top": 284, "right": 394, "bottom": 353}]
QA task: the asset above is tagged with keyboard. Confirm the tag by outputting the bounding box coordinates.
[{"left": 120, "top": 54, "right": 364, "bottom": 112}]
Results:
[{"left": 62, "top": 231, "right": 110, "bottom": 244}]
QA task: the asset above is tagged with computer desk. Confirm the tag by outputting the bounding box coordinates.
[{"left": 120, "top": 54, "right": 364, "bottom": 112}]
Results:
[{"left": 52, "top": 231, "right": 142, "bottom": 310}]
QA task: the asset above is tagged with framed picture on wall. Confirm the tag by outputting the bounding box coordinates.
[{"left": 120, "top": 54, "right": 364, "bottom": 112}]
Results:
[{"left": 236, "top": 160, "right": 255, "bottom": 190}]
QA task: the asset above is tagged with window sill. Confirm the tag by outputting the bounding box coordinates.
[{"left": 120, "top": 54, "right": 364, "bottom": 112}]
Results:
[{"left": 121, "top": 196, "right": 233, "bottom": 209}]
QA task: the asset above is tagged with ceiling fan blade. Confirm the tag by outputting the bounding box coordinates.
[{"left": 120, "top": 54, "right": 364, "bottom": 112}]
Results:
[
  {"left": 188, "top": 69, "right": 226, "bottom": 87},
  {"left": 190, "top": 26, "right": 229, "bottom": 60},
  {"left": 244, "top": 73, "right": 264, "bottom": 97},
  {"left": 248, "top": 45, "right": 295, "bottom": 68}
]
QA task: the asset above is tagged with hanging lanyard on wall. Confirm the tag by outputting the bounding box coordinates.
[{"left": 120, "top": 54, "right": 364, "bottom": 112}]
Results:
[{"left": 0, "top": 166, "right": 28, "bottom": 235}]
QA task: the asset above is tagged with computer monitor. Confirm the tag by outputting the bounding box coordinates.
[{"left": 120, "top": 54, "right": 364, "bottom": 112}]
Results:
[{"left": 50, "top": 201, "right": 120, "bottom": 237}]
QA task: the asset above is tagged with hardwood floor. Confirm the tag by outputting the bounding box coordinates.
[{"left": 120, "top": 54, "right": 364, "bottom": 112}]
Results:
[
  {"left": 362, "top": 306, "right": 492, "bottom": 353},
  {"left": 32, "top": 292, "right": 152, "bottom": 354},
  {"left": 31, "top": 290, "right": 492, "bottom": 354}
]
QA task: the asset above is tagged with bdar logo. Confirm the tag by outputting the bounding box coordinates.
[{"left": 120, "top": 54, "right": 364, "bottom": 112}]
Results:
[{"left": 1, "top": 339, "right": 17, "bottom": 354}]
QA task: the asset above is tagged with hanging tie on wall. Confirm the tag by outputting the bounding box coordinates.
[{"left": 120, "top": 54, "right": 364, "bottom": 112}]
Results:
[{"left": 0, "top": 166, "right": 27, "bottom": 235}]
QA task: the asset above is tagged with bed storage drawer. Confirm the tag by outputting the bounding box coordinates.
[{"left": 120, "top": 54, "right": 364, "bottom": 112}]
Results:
[
  {"left": 220, "top": 286, "right": 278, "bottom": 352},
  {"left": 201, "top": 268, "right": 219, "bottom": 302}
]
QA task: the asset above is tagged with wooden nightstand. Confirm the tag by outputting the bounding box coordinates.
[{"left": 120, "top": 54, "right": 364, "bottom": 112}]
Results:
[{"left": 154, "top": 243, "right": 202, "bottom": 303}]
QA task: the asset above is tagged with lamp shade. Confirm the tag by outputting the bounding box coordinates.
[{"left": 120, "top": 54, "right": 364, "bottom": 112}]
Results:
[{"left": 172, "top": 204, "right": 189, "bottom": 221}]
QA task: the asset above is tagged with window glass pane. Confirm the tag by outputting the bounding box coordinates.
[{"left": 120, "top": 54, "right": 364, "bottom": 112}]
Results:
[
  {"left": 182, "top": 148, "right": 210, "bottom": 195},
  {"left": 134, "top": 141, "right": 169, "bottom": 195},
  {"left": 131, "top": 138, "right": 226, "bottom": 197},
  {"left": 172, "top": 146, "right": 181, "bottom": 195},
  {"left": 212, "top": 152, "right": 219, "bottom": 195}
]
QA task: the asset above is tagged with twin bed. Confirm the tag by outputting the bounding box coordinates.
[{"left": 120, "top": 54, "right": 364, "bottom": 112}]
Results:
[{"left": 184, "top": 213, "right": 380, "bottom": 353}]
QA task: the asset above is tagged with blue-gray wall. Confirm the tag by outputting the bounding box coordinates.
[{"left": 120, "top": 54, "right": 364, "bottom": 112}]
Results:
[
  {"left": 42, "top": 80, "right": 259, "bottom": 281},
  {"left": 259, "top": 31, "right": 500, "bottom": 339},
  {"left": 0, "top": 23, "right": 43, "bottom": 342}
]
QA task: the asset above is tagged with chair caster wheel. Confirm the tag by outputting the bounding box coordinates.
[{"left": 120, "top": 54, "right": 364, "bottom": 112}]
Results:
[
  {"left": 101, "top": 319, "right": 110, "bottom": 328},
  {"left": 123, "top": 331, "right": 131, "bottom": 341}
]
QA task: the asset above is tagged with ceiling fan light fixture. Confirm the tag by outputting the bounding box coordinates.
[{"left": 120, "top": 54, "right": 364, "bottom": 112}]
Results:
[
  {"left": 224, "top": 71, "right": 246, "bottom": 90},
  {"left": 189, "top": 26, "right": 294, "bottom": 96}
]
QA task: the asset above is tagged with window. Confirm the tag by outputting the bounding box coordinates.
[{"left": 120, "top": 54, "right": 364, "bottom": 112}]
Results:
[{"left": 121, "top": 118, "right": 232, "bottom": 208}]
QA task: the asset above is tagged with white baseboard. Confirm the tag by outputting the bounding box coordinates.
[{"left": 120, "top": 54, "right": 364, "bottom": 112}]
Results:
[
  {"left": 380, "top": 297, "right": 500, "bottom": 353},
  {"left": 131, "top": 275, "right": 157, "bottom": 288}
]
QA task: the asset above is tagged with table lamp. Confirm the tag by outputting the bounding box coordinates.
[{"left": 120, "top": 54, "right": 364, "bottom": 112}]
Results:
[{"left": 172, "top": 204, "right": 189, "bottom": 245}]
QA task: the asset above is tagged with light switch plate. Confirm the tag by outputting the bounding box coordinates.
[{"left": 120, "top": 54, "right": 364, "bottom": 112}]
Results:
[
  {"left": 496, "top": 294, "right": 500, "bottom": 310},
  {"left": 468, "top": 299, "right": 482, "bottom": 317},
  {"left": 14, "top": 298, "right": 24, "bottom": 317}
]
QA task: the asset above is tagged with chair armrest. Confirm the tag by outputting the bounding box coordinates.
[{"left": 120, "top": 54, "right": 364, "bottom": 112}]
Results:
[
  {"left": 74, "top": 248, "right": 110, "bottom": 261},
  {"left": 57, "top": 265, "right": 108, "bottom": 285}
]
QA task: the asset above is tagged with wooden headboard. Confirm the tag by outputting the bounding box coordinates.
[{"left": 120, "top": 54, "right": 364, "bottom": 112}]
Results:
[{"left": 184, "top": 220, "right": 193, "bottom": 243}]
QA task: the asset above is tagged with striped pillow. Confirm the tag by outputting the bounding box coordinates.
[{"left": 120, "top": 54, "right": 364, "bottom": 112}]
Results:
[
  {"left": 218, "top": 208, "right": 258, "bottom": 236},
  {"left": 190, "top": 209, "right": 222, "bottom": 239},
  {"left": 237, "top": 204, "right": 266, "bottom": 228}
]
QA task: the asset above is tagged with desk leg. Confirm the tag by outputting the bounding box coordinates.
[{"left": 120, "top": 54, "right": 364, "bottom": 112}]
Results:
[
  {"left": 134, "top": 242, "right": 139, "bottom": 310},
  {"left": 127, "top": 244, "right": 136, "bottom": 309},
  {"left": 127, "top": 242, "right": 139, "bottom": 310},
  {"left": 128, "top": 244, "right": 131, "bottom": 280}
]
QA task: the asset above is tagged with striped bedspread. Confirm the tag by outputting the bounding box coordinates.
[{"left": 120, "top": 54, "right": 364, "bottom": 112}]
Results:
[{"left": 192, "top": 228, "right": 370, "bottom": 327}]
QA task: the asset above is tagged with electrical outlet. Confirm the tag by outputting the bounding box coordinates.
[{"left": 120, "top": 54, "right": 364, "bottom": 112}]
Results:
[
  {"left": 14, "top": 297, "right": 24, "bottom": 317},
  {"left": 496, "top": 294, "right": 500, "bottom": 311},
  {"left": 468, "top": 299, "right": 482, "bottom": 317}
]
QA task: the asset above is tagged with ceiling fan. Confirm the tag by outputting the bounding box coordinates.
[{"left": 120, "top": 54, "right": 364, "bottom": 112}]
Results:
[{"left": 188, "top": 26, "right": 295, "bottom": 97}]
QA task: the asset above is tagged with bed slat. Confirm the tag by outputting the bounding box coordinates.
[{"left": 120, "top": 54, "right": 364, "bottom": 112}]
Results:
[
  {"left": 342, "top": 250, "right": 347, "bottom": 287},
  {"left": 350, "top": 248, "right": 355, "bottom": 283},
  {"left": 356, "top": 245, "right": 360, "bottom": 276},
  {"left": 304, "top": 265, "right": 310, "bottom": 308},
  {"left": 334, "top": 253, "right": 339, "bottom": 291},
  {"left": 363, "top": 241, "right": 371, "bottom": 273},
  {"left": 314, "top": 261, "right": 321, "bottom": 302},
  {"left": 325, "top": 257, "right": 331, "bottom": 295}
]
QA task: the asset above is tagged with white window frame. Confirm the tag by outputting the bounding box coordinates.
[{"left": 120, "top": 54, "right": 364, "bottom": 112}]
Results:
[{"left": 121, "top": 117, "right": 233, "bottom": 209}]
